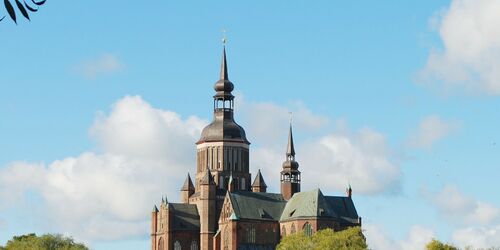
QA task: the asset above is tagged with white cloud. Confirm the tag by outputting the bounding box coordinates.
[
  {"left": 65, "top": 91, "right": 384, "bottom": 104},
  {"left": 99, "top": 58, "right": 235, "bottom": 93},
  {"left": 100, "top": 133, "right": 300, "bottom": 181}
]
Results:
[
  {"left": 452, "top": 225, "right": 500, "bottom": 248},
  {"left": 425, "top": 185, "right": 499, "bottom": 226},
  {"left": 407, "top": 115, "right": 460, "bottom": 149},
  {"left": 364, "top": 223, "right": 435, "bottom": 250},
  {"left": 0, "top": 96, "right": 205, "bottom": 242},
  {"left": 419, "top": 0, "right": 500, "bottom": 95},
  {"left": 75, "top": 53, "right": 123, "bottom": 79},
  {"left": 236, "top": 97, "right": 400, "bottom": 195},
  {"left": 300, "top": 128, "right": 400, "bottom": 195}
]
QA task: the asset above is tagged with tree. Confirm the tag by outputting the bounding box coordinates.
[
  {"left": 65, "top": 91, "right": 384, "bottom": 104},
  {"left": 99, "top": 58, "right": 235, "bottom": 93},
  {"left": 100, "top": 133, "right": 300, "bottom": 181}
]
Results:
[
  {"left": 426, "top": 239, "right": 459, "bottom": 250},
  {"left": 277, "top": 227, "right": 367, "bottom": 250},
  {"left": 1, "top": 0, "right": 47, "bottom": 24},
  {"left": 1, "top": 233, "right": 88, "bottom": 250}
]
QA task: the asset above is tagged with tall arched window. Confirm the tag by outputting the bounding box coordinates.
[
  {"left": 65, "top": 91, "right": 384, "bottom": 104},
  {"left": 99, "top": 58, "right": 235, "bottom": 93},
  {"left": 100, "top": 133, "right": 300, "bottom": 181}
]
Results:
[
  {"left": 190, "top": 240, "right": 198, "bottom": 250},
  {"left": 303, "top": 222, "right": 313, "bottom": 236},
  {"left": 290, "top": 223, "right": 296, "bottom": 234},
  {"left": 281, "top": 225, "right": 287, "bottom": 237},
  {"left": 158, "top": 238, "right": 164, "bottom": 250},
  {"left": 174, "top": 241, "right": 181, "bottom": 250}
]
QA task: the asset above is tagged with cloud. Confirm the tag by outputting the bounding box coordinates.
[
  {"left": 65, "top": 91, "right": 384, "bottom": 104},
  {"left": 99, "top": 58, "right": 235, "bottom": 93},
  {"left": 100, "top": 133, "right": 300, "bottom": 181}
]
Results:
[
  {"left": 237, "top": 96, "right": 400, "bottom": 195},
  {"left": 452, "top": 225, "right": 500, "bottom": 248},
  {"left": 299, "top": 128, "right": 401, "bottom": 194},
  {"left": 406, "top": 115, "right": 460, "bottom": 149},
  {"left": 364, "top": 223, "right": 435, "bottom": 250},
  {"left": 419, "top": 0, "right": 500, "bottom": 95},
  {"left": 75, "top": 53, "right": 123, "bottom": 79},
  {"left": 0, "top": 96, "right": 206, "bottom": 242},
  {"left": 424, "top": 185, "right": 499, "bottom": 226}
]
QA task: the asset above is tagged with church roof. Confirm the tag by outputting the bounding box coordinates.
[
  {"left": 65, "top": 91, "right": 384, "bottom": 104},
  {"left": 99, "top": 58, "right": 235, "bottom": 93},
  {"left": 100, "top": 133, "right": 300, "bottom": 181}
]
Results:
[
  {"left": 325, "top": 196, "right": 359, "bottom": 224},
  {"left": 280, "top": 189, "right": 336, "bottom": 221},
  {"left": 169, "top": 203, "right": 200, "bottom": 231},
  {"left": 279, "top": 189, "right": 359, "bottom": 223},
  {"left": 229, "top": 191, "right": 287, "bottom": 221}
]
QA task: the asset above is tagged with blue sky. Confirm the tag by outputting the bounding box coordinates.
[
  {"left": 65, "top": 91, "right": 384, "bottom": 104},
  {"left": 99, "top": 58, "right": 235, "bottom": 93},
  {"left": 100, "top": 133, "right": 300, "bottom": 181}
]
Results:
[{"left": 1, "top": 0, "right": 500, "bottom": 249}]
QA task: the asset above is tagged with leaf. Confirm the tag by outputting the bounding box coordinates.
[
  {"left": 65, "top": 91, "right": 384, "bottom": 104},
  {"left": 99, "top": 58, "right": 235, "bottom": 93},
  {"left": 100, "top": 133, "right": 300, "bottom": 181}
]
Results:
[
  {"left": 30, "top": 0, "right": 44, "bottom": 5},
  {"left": 4, "top": 0, "right": 17, "bottom": 24},
  {"left": 24, "top": 0, "right": 37, "bottom": 12},
  {"left": 15, "top": 0, "right": 29, "bottom": 20}
]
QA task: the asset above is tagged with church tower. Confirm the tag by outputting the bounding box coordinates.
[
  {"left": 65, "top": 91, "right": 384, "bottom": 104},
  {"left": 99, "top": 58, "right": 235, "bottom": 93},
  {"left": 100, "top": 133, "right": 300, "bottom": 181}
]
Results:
[
  {"left": 195, "top": 46, "right": 251, "bottom": 193},
  {"left": 280, "top": 124, "right": 301, "bottom": 200}
]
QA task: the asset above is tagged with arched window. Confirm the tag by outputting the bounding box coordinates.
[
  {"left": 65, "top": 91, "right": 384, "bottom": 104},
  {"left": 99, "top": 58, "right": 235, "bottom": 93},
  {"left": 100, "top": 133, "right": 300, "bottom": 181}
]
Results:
[
  {"left": 174, "top": 241, "right": 181, "bottom": 250},
  {"left": 241, "top": 178, "right": 245, "bottom": 190},
  {"left": 303, "top": 222, "right": 313, "bottom": 236},
  {"left": 190, "top": 240, "right": 198, "bottom": 250},
  {"left": 290, "top": 223, "right": 296, "bottom": 234},
  {"left": 281, "top": 225, "right": 287, "bottom": 237},
  {"left": 246, "top": 227, "right": 256, "bottom": 243},
  {"left": 158, "top": 238, "right": 164, "bottom": 250}
]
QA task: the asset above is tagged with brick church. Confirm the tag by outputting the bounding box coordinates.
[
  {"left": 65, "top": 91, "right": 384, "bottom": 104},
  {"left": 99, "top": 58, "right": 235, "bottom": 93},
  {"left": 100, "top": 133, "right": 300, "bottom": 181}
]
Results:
[{"left": 151, "top": 47, "right": 361, "bottom": 250}]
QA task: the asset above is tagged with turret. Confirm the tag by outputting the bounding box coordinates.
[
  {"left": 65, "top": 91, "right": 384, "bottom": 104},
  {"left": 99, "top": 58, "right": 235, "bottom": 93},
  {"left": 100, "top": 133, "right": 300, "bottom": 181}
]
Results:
[
  {"left": 280, "top": 124, "right": 301, "bottom": 200},
  {"left": 180, "top": 173, "right": 195, "bottom": 203},
  {"left": 251, "top": 169, "right": 267, "bottom": 193},
  {"left": 200, "top": 167, "right": 216, "bottom": 250},
  {"left": 151, "top": 205, "right": 158, "bottom": 249}
]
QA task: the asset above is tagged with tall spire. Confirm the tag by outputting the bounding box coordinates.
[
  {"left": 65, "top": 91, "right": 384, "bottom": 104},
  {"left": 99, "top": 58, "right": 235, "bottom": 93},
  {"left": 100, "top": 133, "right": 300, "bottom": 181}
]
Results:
[
  {"left": 286, "top": 124, "right": 296, "bottom": 159},
  {"left": 213, "top": 46, "right": 234, "bottom": 99}
]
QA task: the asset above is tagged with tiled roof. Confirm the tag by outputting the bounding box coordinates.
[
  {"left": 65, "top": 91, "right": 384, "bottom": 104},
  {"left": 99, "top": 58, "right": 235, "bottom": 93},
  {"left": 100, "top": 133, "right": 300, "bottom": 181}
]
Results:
[
  {"left": 229, "top": 191, "right": 286, "bottom": 221},
  {"left": 169, "top": 203, "right": 200, "bottom": 231},
  {"left": 279, "top": 189, "right": 359, "bottom": 223}
]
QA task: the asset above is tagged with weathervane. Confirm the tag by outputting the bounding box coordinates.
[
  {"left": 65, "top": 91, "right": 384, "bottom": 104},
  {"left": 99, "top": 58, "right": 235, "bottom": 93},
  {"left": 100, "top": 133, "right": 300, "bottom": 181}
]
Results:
[
  {"left": 222, "top": 29, "right": 227, "bottom": 45},
  {"left": 289, "top": 112, "right": 293, "bottom": 125}
]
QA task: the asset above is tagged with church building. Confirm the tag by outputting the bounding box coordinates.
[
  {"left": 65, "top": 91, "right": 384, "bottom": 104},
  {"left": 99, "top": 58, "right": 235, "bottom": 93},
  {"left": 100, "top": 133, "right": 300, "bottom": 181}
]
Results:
[{"left": 151, "top": 47, "right": 361, "bottom": 250}]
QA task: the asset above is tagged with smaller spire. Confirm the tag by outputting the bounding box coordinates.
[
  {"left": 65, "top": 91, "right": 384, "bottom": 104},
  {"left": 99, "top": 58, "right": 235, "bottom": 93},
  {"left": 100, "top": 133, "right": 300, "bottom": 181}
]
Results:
[
  {"left": 346, "top": 184, "right": 353, "bottom": 198},
  {"left": 228, "top": 168, "right": 235, "bottom": 192},
  {"left": 164, "top": 195, "right": 168, "bottom": 204},
  {"left": 286, "top": 123, "right": 296, "bottom": 159},
  {"left": 152, "top": 205, "right": 159, "bottom": 213},
  {"left": 252, "top": 169, "right": 267, "bottom": 188},
  {"left": 181, "top": 173, "right": 195, "bottom": 191},
  {"left": 201, "top": 167, "right": 215, "bottom": 185}
]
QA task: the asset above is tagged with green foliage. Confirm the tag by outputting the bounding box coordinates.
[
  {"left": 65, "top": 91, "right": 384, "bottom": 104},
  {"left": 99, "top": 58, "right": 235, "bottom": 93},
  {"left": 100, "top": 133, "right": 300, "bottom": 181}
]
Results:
[
  {"left": 426, "top": 239, "right": 459, "bottom": 250},
  {"left": 277, "top": 227, "right": 367, "bottom": 250},
  {"left": 1, "top": 233, "right": 88, "bottom": 250}
]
